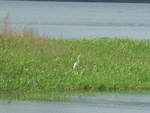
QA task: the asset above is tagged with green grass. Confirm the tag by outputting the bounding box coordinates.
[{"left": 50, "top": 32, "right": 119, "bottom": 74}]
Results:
[{"left": 0, "top": 33, "right": 150, "bottom": 93}]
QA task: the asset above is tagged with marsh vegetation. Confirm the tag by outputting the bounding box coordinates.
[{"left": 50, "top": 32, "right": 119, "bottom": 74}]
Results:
[
  {"left": 0, "top": 14, "right": 150, "bottom": 94},
  {"left": 1, "top": 33, "right": 150, "bottom": 92}
]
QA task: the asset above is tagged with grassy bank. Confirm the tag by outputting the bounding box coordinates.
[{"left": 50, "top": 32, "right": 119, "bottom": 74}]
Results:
[{"left": 0, "top": 33, "right": 150, "bottom": 92}]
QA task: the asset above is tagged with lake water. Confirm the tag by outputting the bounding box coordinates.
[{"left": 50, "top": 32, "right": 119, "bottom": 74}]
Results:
[
  {"left": 0, "top": 93, "right": 150, "bottom": 113},
  {"left": 0, "top": 1, "right": 150, "bottom": 39}
]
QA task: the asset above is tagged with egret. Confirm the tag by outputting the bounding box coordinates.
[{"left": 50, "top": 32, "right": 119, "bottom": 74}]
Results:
[{"left": 73, "top": 55, "right": 80, "bottom": 70}]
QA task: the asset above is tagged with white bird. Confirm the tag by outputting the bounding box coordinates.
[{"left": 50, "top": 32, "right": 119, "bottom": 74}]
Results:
[{"left": 73, "top": 55, "right": 80, "bottom": 70}]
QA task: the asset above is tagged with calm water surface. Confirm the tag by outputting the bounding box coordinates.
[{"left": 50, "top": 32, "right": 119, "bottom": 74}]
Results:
[
  {"left": 0, "top": 1, "right": 150, "bottom": 39},
  {"left": 0, "top": 93, "right": 150, "bottom": 113}
]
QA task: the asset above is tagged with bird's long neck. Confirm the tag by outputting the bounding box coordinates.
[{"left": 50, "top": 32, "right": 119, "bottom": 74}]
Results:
[
  {"left": 77, "top": 58, "right": 79, "bottom": 63},
  {"left": 77, "top": 57, "right": 80, "bottom": 63}
]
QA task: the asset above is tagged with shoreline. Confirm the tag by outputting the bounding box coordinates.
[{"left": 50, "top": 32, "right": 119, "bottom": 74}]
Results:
[{"left": 12, "top": 0, "right": 150, "bottom": 3}]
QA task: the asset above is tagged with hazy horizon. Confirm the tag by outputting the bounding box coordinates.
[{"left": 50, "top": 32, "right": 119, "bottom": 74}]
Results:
[{"left": 4, "top": 0, "right": 150, "bottom": 3}]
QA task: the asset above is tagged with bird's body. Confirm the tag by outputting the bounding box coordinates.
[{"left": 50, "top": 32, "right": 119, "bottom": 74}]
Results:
[
  {"left": 73, "top": 61, "right": 79, "bottom": 70},
  {"left": 73, "top": 55, "right": 80, "bottom": 70}
]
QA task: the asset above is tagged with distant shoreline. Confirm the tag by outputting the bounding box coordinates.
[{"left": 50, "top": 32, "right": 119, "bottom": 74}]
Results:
[{"left": 9, "top": 0, "right": 150, "bottom": 3}]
